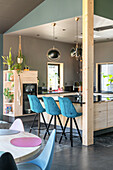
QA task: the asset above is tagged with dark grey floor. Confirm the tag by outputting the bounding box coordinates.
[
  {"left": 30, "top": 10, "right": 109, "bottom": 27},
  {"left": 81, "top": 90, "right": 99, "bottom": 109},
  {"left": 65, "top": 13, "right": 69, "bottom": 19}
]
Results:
[{"left": 23, "top": 122, "right": 113, "bottom": 170}]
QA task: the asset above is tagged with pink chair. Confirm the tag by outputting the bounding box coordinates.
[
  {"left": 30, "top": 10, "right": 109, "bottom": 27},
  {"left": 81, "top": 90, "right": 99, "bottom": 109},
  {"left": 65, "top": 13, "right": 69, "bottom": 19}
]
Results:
[{"left": 10, "top": 118, "right": 25, "bottom": 132}]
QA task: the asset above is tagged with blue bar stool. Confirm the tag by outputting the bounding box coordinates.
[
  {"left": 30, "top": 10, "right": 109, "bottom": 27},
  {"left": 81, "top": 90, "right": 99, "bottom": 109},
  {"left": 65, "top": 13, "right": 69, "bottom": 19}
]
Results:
[
  {"left": 58, "top": 97, "right": 82, "bottom": 147},
  {"left": 28, "top": 95, "right": 49, "bottom": 136},
  {"left": 42, "top": 96, "right": 67, "bottom": 141}
]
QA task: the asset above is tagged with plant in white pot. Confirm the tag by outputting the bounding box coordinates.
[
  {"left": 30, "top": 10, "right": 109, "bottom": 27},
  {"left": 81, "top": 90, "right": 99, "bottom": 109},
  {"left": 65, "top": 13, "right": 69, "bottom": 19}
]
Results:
[
  {"left": 2, "top": 48, "right": 13, "bottom": 71},
  {"left": 3, "top": 88, "right": 14, "bottom": 103}
]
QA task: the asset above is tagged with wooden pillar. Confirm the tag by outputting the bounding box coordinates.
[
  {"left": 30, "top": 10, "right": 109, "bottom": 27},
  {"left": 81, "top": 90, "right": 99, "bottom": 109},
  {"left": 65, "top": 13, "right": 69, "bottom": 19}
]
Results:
[{"left": 82, "top": 0, "right": 94, "bottom": 146}]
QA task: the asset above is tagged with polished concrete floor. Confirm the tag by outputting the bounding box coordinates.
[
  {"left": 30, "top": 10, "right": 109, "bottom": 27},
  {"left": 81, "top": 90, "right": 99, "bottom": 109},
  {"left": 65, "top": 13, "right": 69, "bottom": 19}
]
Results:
[
  {"left": 2, "top": 121, "right": 113, "bottom": 170},
  {"left": 24, "top": 122, "right": 113, "bottom": 170}
]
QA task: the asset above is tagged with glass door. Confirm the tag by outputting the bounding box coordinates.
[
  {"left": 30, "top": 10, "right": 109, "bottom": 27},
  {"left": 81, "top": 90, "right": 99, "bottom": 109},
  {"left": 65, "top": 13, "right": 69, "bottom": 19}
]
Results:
[{"left": 48, "top": 64, "right": 60, "bottom": 91}]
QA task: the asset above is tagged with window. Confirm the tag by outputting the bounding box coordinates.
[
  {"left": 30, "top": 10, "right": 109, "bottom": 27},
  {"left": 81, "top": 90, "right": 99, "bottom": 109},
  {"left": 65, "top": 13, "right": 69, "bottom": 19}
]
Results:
[
  {"left": 97, "top": 63, "right": 113, "bottom": 92},
  {"left": 47, "top": 62, "right": 64, "bottom": 91}
]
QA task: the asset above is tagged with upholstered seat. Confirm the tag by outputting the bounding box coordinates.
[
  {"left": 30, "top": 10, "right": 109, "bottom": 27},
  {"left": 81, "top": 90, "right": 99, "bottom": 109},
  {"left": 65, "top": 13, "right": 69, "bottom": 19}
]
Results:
[
  {"left": 58, "top": 97, "right": 82, "bottom": 118},
  {"left": 17, "top": 163, "right": 41, "bottom": 170},
  {"left": 58, "top": 97, "right": 82, "bottom": 147},
  {"left": 42, "top": 96, "right": 67, "bottom": 140},
  {"left": 43, "top": 97, "right": 61, "bottom": 115},
  {"left": 28, "top": 95, "right": 48, "bottom": 135}
]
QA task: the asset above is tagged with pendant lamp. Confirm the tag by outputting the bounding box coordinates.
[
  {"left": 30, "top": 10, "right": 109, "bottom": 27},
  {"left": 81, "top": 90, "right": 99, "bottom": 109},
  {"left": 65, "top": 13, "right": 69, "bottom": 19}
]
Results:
[
  {"left": 47, "top": 23, "right": 61, "bottom": 61},
  {"left": 17, "top": 36, "right": 24, "bottom": 64},
  {"left": 70, "top": 17, "right": 82, "bottom": 60}
]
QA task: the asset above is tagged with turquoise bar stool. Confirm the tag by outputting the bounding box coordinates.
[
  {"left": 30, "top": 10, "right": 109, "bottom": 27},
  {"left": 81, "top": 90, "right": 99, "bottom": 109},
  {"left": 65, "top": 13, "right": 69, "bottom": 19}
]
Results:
[
  {"left": 42, "top": 96, "right": 67, "bottom": 140},
  {"left": 28, "top": 95, "right": 49, "bottom": 136},
  {"left": 58, "top": 97, "right": 82, "bottom": 147}
]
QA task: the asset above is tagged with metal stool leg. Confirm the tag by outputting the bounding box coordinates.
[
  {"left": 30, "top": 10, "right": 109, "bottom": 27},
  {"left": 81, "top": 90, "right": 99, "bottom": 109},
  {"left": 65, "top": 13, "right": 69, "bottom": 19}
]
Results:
[
  {"left": 54, "top": 115, "right": 57, "bottom": 141},
  {"left": 29, "top": 113, "right": 38, "bottom": 133},
  {"left": 70, "top": 118, "right": 73, "bottom": 147},
  {"left": 38, "top": 113, "right": 40, "bottom": 136},
  {"left": 57, "top": 115, "right": 67, "bottom": 140},
  {"left": 44, "top": 115, "right": 53, "bottom": 140},
  {"left": 73, "top": 118, "right": 82, "bottom": 143},
  {"left": 41, "top": 113, "right": 50, "bottom": 136},
  {"left": 59, "top": 118, "right": 69, "bottom": 144}
]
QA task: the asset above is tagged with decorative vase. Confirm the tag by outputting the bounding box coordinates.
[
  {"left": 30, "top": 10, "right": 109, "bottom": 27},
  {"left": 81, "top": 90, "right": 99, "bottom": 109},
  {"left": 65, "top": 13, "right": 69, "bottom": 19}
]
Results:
[{"left": 8, "top": 65, "right": 11, "bottom": 71}]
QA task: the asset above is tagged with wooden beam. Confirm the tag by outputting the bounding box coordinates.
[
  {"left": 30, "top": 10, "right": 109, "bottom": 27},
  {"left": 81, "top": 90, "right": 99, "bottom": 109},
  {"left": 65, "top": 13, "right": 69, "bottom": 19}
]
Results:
[{"left": 82, "top": 0, "right": 94, "bottom": 146}]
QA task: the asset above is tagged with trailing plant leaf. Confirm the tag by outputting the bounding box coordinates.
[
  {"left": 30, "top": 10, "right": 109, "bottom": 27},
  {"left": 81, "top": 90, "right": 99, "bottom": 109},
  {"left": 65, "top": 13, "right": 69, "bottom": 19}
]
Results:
[
  {"left": 106, "top": 84, "right": 110, "bottom": 86},
  {"left": 103, "top": 75, "right": 108, "bottom": 78},
  {"left": 108, "top": 75, "right": 113, "bottom": 78},
  {"left": 107, "top": 97, "right": 110, "bottom": 100}
]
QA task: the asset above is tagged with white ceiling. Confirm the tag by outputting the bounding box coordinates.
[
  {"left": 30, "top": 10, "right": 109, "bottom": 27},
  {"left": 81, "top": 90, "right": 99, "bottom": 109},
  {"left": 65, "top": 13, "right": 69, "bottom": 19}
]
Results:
[{"left": 6, "top": 15, "right": 113, "bottom": 44}]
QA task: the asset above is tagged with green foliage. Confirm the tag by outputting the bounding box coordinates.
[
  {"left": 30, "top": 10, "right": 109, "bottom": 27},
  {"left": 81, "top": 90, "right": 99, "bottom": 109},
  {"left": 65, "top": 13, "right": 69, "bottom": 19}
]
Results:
[
  {"left": 3, "top": 88, "right": 14, "bottom": 101},
  {"left": 2, "top": 48, "right": 29, "bottom": 74},
  {"left": 2, "top": 48, "right": 13, "bottom": 70},
  {"left": 106, "top": 84, "right": 110, "bottom": 86},
  {"left": 102, "top": 73, "right": 113, "bottom": 85},
  {"left": 103, "top": 73, "right": 113, "bottom": 100},
  {"left": 103, "top": 75, "right": 108, "bottom": 78},
  {"left": 107, "top": 97, "right": 110, "bottom": 100},
  {"left": 12, "top": 63, "right": 22, "bottom": 75}
]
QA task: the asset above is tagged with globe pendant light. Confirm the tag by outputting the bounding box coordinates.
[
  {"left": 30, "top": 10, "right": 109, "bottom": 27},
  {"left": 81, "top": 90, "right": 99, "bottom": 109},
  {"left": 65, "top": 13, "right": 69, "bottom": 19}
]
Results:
[{"left": 47, "top": 23, "right": 61, "bottom": 61}]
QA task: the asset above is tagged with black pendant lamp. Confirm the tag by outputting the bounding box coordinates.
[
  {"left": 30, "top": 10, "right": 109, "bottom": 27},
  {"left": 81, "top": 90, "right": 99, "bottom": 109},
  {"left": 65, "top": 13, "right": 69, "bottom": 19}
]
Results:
[{"left": 47, "top": 23, "right": 61, "bottom": 61}]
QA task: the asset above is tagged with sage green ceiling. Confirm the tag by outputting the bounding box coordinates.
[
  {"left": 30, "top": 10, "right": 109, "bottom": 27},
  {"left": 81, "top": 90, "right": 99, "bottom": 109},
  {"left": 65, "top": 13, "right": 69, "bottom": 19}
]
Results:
[
  {"left": 6, "top": 0, "right": 82, "bottom": 34},
  {"left": 6, "top": 0, "right": 113, "bottom": 34},
  {"left": 0, "top": 0, "right": 44, "bottom": 33},
  {"left": 94, "top": 0, "right": 113, "bottom": 20}
]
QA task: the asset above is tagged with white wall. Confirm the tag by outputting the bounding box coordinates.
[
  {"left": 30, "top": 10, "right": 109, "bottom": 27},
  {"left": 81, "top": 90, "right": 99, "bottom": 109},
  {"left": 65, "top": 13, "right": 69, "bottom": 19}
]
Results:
[{"left": 3, "top": 35, "right": 79, "bottom": 87}]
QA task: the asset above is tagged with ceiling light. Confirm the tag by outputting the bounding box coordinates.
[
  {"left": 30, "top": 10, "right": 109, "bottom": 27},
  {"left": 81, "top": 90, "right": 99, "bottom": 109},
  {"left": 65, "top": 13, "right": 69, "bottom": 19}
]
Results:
[{"left": 62, "top": 29, "right": 66, "bottom": 31}]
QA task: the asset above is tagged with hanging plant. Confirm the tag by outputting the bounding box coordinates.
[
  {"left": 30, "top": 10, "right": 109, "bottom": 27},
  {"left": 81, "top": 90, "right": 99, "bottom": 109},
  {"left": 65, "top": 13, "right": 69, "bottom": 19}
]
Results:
[{"left": 12, "top": 49, "right": 28, "bottom": 75}]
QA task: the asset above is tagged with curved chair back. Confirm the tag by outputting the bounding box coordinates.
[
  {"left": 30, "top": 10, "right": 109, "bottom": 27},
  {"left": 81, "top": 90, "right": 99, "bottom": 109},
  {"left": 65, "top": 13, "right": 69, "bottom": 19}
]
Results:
[
  {"left": 28, "top": 129, "right": 56, "bottom": 170},
  {"left": 10, "top": 118, "right": 24, "bottom": 132},
  {"left": 42, "top": 96, "right": 61, "bottom": 115},
  {"left": 28, "top": 95, "right": 45, "bottom": 113},
  {"left": 0, "top": 152, "right": 17, "bottom": 170},
  {"left": 58, "top": 97, "right": 82, "bottom": 118}
]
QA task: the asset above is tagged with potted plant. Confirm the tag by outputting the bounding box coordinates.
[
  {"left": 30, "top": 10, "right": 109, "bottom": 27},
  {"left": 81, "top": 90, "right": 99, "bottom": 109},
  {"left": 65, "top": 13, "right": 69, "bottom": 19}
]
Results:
[
  {"left": 12, "top": 49, "right": 29, "bottom": 75},
  {"left": 2, "top": 48, "right": 13, "bottom": 71},
  {"left": 3, "top": 88, "right": 14, "bottom": 103}
]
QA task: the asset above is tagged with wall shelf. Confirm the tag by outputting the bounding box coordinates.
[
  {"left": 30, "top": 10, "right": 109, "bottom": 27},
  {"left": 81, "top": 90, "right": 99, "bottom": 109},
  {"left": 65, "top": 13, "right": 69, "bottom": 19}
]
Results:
[{"left": 3, "top": 70, "right": 38, "bottom": 119}]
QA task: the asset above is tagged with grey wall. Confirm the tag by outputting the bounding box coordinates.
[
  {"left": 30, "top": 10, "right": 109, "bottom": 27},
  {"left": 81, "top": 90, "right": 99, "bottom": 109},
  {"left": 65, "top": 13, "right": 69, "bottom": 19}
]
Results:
[
  {"left": 94, "top": 41, "right": 113, "bottom": 86},
  {"left": 3, "top": 35, "right": 79, "bottom": 87},
  {"left": 0, "top": 34, "right": 3, "bottom": 119}
]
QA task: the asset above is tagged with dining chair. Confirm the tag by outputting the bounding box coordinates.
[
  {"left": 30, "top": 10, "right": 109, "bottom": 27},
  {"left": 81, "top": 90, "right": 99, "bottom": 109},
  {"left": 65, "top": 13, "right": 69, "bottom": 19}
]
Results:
[
  {"left": 42, "top": 96, "right": 67, "bottom": 141},
  {"left": 58, "top": 97, "right": 82, "bottom": 147},
  {"left": 9, "top": 118, "right": 24, "bottom": 132},
  {"left": 28, "top": 95, "right": 49, "bottom": 136},
  {"left": 0, "top": 152, "right": 17, "bottom": 170},
  {"left": 17, "top": 129, "right": 56, "bottom": 170}
]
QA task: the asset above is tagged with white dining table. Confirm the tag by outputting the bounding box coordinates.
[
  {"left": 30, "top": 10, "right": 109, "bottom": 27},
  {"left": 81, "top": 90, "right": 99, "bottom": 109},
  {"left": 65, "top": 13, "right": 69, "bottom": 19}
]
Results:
[{"left": 0, "top": 130, "right": 41, "bottom": 163}]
